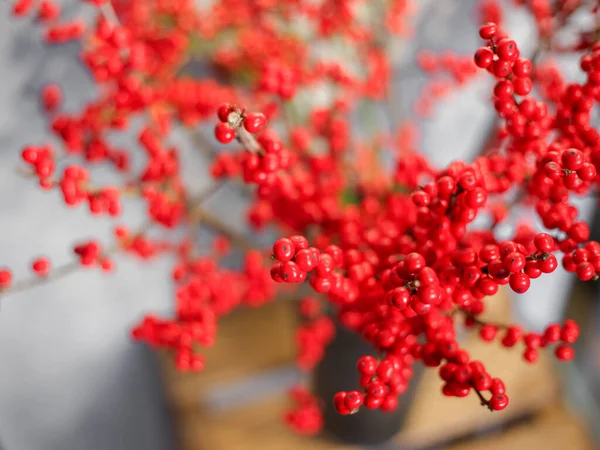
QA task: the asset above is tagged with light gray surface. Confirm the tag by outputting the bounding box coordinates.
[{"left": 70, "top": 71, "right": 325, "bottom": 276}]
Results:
[
  {"left": 0, "top": 1, "right": 586, "bottom": 450},
  {"left": 0, "top": 4, "right": 175, "bottom": 450}
]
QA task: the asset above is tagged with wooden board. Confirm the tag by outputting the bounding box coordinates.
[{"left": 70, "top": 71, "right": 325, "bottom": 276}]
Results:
[
  {"left": 174, "top": 400, "right": 592, "bottom": 450},
  {"left": 159, "top": 299, "right": 297, "bottom": 410},
  {"left": 173, "top": 349, "right": 560, "bottom": 450},
  {"left": 449, "top": 405, "right": 594, "bottom": 450},
  {"left": 162, "top": 288, "right": 583, "bottom": 449}
]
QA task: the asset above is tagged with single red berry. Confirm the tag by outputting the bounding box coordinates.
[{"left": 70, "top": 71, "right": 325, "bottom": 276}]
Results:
[
  {"left": 272, "top": 238, "right": 295, "bottom": 262},
  {"left": 403, "top": 253, "right": 426, "bottom": 273},
  {"left": 496, "top": 39, "right": 518, "bottom": 61},
  {"left": 512, "top": 58, "right": 532, "bottom": 77},
  {"left": 0, "top": 269, "right": 12, "bottom": 288},
  {"left": 479, "top": 324, "right": 498, "bottom": 342},
  {"left": 379, "top": 394, "right": 398, "bottom": 412},
  {"left": 513, "top": 77, "right": 532, "bottom": 96},
  {"left": 32, "top": 257, "right": 51, "bottom": 276},
  {"left": 295, "top": 249, "right": 318, "bottom": 271},
  {"left": 490, "top": 378, "right": 506, "bottom": 395},
  {"left": 343, "top": 391, "right": 364, "bottom": 411},
  {"left": 555, "top": 345, "right": 575, "bottom": 361},
  {"left": 364, "top": 395, "right": 383, "bottom": 409},
  {"left": 243, "top": 112, "right": 267, "bottom": 134},
  {"left": 279, "top": 261, "right": 301, "bottom": 283},
  {"left": 217, "top": 103, "right": 234, "bottom": 122},
  {"left": 561, "top": 149, "right": 584, "bottom": 171},
  {"left": 489, "top": 394, "right": 509, "bottom": 410},
  {"left": 494, "top": 80, "right": 514, "bottom": 98},
  {"left": 576, "top": 261, "right": 595, "bottom": 281},
  {"left": 474, "top": 47, "right": 494, "bottom": 68},
  {"left": 523, "top": 348, "right": 539, "bottom": 363},
  {"left": 493, "top": 59, "right": 512, "bottom": 78},
  {"left": 479, "top": 23, "right": 498, "bottom": 39},
  {"left": 503, "top": 251, "right": 526, "bottom": 272},
  {"left": 577, "top": 163, "right": 596, "bottom": 181},
  {"left": 376, "top": 360, "right": 395, "bottom": 382},
  {"left": 509, "top": 272, "right": 530, "bottom": 293},
  {"left": 366, "top": 381, "right": 386, "bottom": 398},
  {"left": 309, "top": 276, "right": 331, "bottom": 293},
  {"left": 534, "top": 233, "right": 554, "bottom": 252},
  {"left": 214, "top": 122, "right": 235, "bottom": 144},
  {"left": 357, "top": 355, "right": 378, "bottom": 375}
]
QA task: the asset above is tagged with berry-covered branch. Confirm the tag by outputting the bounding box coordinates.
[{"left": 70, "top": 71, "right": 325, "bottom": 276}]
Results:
[{"left": 4, "top": 0, "right": 600, "bottom": 439}]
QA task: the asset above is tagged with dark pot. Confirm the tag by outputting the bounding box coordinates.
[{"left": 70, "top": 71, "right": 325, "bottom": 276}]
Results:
[{"left": 314, "top": 323, "right": 422, "bottom": 446}]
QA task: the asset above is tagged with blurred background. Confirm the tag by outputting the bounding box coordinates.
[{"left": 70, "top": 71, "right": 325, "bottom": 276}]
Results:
[{"left": 0, "top": 0, "right": 600, "bottom": 449}]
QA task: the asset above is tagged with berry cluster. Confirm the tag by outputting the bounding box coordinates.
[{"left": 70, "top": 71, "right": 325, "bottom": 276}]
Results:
[
  {"left": 284, "top": 387, "right": 323, "bottom": 436},
  {"left": 215, "top": 104, "right": 268, "bottom": 144},
  {"left": 3, "top": 0, "right": 599, "bottom": 440}
]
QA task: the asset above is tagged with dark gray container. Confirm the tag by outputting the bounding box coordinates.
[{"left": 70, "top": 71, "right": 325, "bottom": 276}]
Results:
[{"left": 314, "top": 322, "right": 422, "bottom": 446}]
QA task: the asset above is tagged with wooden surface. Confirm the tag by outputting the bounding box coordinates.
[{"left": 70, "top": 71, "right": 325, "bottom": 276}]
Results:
[
  {"left": 173, "top": 349, "right": 560, "bottom": 450},
  {"left": 174, "top": 399, "right": 593, "bottom": 450},
  {"left": 160, "top": 289, "right": 595, "bottom": 449},
  {"left": 159, "top": 300, "right": 297, "bottom": 410},
  {"left": 449, "top": 405, "right": 594, "bottom": 450}
]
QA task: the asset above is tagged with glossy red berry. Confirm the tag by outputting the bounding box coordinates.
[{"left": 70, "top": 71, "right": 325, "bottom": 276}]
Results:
[
  {"left": 273, "top": 238, "right": 295, "bottom": 262},
  {"left": 243, "top": 112, "right": 267, "bottom": 134},
  {"left": 357, "top": 355, "right": 377, "bottom": 375},
  {"left": 489, "top": 394, "right": 509, "bottom": 410},
  {"left": 474, "top": 47, "right": 494, "bottom": 68},
  {"left": 555, "top": 345, "right": 575, "bottom": 361},
  {"left": 217, "top": 103, "right": 234, "bottom": 122},
  {"left": 496, "top": 40, "right": 518, "bottom": 61},
  {"left": 509, "top": 272, "right": 530, "bottom": 293},
  {"left": 512, "top": 58, "right": 532, "bottom": 77},
  {"left": 214, "top": 122, "right": 236, "bottom": 144},
  {"left": 513, "top": 77, "right": 532, "bottom": 96},
  {"left": 479, "top": 23, "right": 498, "bottom": 39}
]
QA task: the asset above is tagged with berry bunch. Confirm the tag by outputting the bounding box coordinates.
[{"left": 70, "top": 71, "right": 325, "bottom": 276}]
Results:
[{"left": 2, "top": 0, "right": 599, "bottom": 440}]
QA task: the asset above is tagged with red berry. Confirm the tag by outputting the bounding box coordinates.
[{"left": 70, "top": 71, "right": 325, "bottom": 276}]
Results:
[
  {"left": 577, "top": 163, "right": 596, "bottom": 181},
  {"left": 0, "top": 269, "right": 12, "bottom": 288},
  {"left": 380, "top": 394, "right": 398, "bottom": 412},
  {"left": 523, "top": 348, "right": 539, "bottom": 363},
  {"left": 343, "top": 391, "right": 364, "bottom": 411},
  {"left": 474, "top": 47, "right": 494, "bottom": 68},
  {"left": 494, "top": 80, "right": 514, "bottom": 98},
  {"left": 561, "top": 149, "right": 584, "bottom": 171},
  {"left": 496, "top": 39, "right": 518, "bottom": 61},
  {"left": 214, "top": 122, "right": 235, "bottom": 144},
  {"left": 513, "top": 77, "right": 532, "bottom": 96},
  {"left": 32, "top": 257, "right": 51, "bottom": 276},
  {"left": 479, "top": 23, "right": 498, "bottom": 39},
  {"left": 534, "top": 233, "right": 554, "bottom": 252},
  {"left": 509, "top": 272, "right": 530, "bottom": 293},
  {"left": 357, "top": 355, "right": 377, "bottom": 375},
  {"left": 479, "top": 324, "right": 498, "bottom": 341},
  {"left": 512, "top": 58, "right": 532, "bottom": 77},
  {"left": 489, "top": 394, "right": 509, "bottom": 410},
  {"left": 272, "top": 238, "right": 295, "bottom": 262},
  {"left": 243, "top": 112, "right": 267, "bottom": 134},
  {"left": 490, "top": 378, "right": 506, "bottom": 395},
  {"left": 493, "top": 59, "right": 512, "bottom": 78},
  {"left": 555, "top": 345, "right": 575, "bottom": 361},
  {"left": 217, "top": 103, "right": 234, "bottom": 122}
]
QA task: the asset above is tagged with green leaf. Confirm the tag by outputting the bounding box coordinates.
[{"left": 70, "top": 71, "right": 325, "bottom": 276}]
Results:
[{"left": 339, "top": 188, "right": 361, "bottom": 205}]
